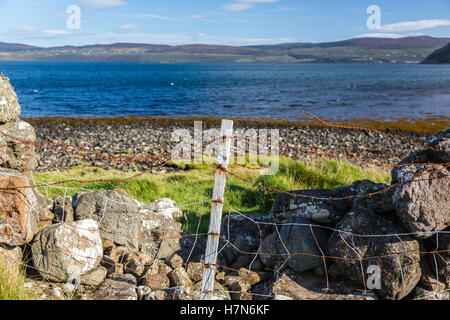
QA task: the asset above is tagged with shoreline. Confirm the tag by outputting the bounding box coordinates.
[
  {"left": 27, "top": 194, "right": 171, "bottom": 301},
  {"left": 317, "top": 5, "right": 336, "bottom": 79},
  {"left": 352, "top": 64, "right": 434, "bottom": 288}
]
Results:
[
  {"left": 23, "top": 114, "right": 450, "bottom": 135},
  {"left": 27, "top": 116, "right": 443, "bottom": 173}
]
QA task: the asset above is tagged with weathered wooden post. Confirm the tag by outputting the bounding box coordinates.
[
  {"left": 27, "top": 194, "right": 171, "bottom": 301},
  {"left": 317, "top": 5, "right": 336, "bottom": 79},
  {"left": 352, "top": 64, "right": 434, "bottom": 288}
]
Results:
[{"left": 200, "top": 119, "right": 233, "bottom": 300}]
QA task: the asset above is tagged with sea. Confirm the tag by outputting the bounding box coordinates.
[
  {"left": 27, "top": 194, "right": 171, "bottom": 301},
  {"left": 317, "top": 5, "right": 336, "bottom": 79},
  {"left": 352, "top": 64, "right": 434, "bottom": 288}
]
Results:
[{"left": 0, "top": 61, "right": 449, "bottom": 120}]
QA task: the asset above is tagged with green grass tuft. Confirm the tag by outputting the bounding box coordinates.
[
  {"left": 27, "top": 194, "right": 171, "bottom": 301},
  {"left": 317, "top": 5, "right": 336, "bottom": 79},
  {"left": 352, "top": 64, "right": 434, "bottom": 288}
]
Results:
[{"left": 33, "top": 157, "right": 390, "bottom": 235}]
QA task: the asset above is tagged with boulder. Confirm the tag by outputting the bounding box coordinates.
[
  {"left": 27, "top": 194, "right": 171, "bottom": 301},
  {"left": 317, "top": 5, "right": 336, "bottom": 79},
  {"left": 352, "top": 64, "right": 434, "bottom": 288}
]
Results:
[
  {"left": 0, "top": 73, "right": 21, "bottom": 123},
  {"left": 0, "top": 244, "right": 22, "bottom": 265},
  {"left": 218, "top": 213, "right": 272, "bottom": 266},
  {"left": 271, "top": 180, "right": 388, "bottom": 225},
  {"left": 73, "top": 189, "right": 142, "bottom": 250},
  {"left": 0, "top": 171, "right": 39, "bottom": 246},
  {"left": 186, "top": 262, "right": 204, "bottom": 282},
  {"left": 31, "top": 219, "right": 103, "bottom": 282},
  {"left": 139, "top": 272, "right": 170, "bottom": 290},
  {"left": 260, "top": 232, "right": 280, "bottom": 269},
  {"left": 327, "top": 208, "right": 421, "bottom": 300},
  {"left": 145, "top": 198, "right": 183, "bottom": 220},
  {"left": 271, "top": 185, "right": 356, "bottom": 224},
  {"left": 80, "top": 266, "right": 107, "bottom": 287},
  {"left": 89, "top": 277, "right": 138, "bottom": 300},
  {"left": 277, "top": 217, "right": 329, "bottom": 273},
  {"left": 52, "top": 195, "right": 74, "bottom": 223},
  {"left": 270, "top": 274, "right": 375, "bottom": 300},
  {"left": 139, "top": 205, "right": 183, "bottom": 259},
  {"left": 391, "top": 151, "right": 428, "bottom": 184},
  {"left": 168, "top": 267, "right": 193, "bottom": 287},
  {"left": 393, "top": 166, "right": 449, "bottom": 237},
  {"left": 33, "top": 189, "right": 54, "bottom": 230},
  {"left": 0, "top": 120, "right": 37, "bottom": 172},
  {"left": 427, "top": 126, "right": 449, "bottom": 163}
]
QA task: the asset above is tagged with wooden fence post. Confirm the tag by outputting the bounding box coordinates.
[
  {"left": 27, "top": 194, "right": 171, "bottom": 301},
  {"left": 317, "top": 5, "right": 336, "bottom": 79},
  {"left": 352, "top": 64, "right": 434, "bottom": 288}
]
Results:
[{"left": 200, "top": 119, "right": 234, "bottom": 300}]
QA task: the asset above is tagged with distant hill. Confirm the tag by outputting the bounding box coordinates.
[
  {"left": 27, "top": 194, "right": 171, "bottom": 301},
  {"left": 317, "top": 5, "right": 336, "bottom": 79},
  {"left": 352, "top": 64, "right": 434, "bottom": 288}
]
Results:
[
  {"left": 1, "top": 36, "right": 449, "bottom": 63},
  {"left": 422, "top": 43, "right": 450, "bottom": 64},
  {"left": 0, "top": 42, "right": 40, "bottom": 51}
]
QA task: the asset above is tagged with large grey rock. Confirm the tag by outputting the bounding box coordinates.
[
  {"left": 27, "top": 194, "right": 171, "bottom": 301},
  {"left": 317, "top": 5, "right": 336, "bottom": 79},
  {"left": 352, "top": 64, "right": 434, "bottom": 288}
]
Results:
[
  {"left": 31, "top": 219, "right": 103, "bottom": 282},
  {"left": 260, "top": 232, "right": 280, "bottom": 269},
  {"left": 277, "top": 217, "right": 329, "bottom": 273},
  {"left": 139, "top": 205, "right": 183, "bottom": 259},
  {"left": 0, "top": 120, "right": 37, "bottom": 172},
  {"left": 271, "top": 185, "right": 357, "bottom": 224},
  {"left": 0, "top": 73, "right": 21, "bottom": 123},
  {"left": 73, "top": 189, "right": 142, "bottom": 250},
  {"left": 0, "top": 169, "right": 39, "bottom": 246},
  {"left": 393, "top": 166, "right": 449, "bottom": 237},
  {"left": 271, "top": 180, "right": 386, "bottom": 224},
  {"left": 327, "top": 208, "right": 421, "bottom": 300},
  {"left": 427, "top": 126, "right": 450, "bottom": 164}
]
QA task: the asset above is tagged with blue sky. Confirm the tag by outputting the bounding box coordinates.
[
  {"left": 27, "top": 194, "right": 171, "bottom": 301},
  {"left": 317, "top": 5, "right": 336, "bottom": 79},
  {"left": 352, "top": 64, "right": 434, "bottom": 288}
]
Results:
[{"left": 0, "top": 0, "right": 449, "bottom": 47}]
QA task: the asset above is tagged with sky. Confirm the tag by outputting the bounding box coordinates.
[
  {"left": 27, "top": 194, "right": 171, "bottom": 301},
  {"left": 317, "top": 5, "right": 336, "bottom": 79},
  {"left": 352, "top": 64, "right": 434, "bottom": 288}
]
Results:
[{"left": 0, "top": 0, "right": 449, "bottom": 47}]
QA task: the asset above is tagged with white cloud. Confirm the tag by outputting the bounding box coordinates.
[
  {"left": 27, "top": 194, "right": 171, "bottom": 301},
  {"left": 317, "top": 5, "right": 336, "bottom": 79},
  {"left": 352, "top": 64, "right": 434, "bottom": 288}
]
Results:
[
  {"left": 189, "top": 15, "right": 205, "bottom": 19},
  {"left": 222, "top": 0, "right": 280, "bottom": 12},
  {"left": 356, "top": 33, "right": 410, "bottom": 39},
  {"left": 119, "top": 24, "right": 139, "bottom": 32},
  {"left": 78, "top": 0, "right": 127, "bottom": 10},
  {"left": 378, "top": 19, "right": 450, "bottom": 32},
  {"left": 43, "top": 30, "right": 72, "bottom": 36}
]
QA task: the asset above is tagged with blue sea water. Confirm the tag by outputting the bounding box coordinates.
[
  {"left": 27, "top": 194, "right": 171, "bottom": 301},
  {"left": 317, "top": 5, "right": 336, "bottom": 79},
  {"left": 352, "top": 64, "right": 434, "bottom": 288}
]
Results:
[{"left": 0, "top": 62, "right": 449, "bottom": 120}]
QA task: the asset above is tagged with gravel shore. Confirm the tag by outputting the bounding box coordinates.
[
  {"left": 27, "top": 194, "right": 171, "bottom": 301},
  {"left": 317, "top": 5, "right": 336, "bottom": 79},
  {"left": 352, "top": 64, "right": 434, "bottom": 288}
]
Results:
[{"left": 29, "top": 118, "right": 429, "bottom": 172}]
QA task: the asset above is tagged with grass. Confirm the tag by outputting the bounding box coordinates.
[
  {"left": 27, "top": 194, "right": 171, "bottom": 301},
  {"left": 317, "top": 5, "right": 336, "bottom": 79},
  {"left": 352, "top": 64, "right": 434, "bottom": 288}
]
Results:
[
  {"left": 0, "top": 258, "right": 36, "bottom": 300},
  {"left": 33, "top": 157, "right": 390, "bottom": 235}
]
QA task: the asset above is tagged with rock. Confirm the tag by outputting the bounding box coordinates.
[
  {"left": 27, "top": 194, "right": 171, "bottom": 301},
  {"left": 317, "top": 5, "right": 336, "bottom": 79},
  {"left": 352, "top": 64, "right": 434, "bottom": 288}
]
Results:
[
  {"left": 177, "top": 231, "right": 206, "bottom": 262},
  {"left": 100, "top": 256, "right": 123, "bottom": 278},
  {"left": 168, "top": 267, "right": 193, "bottom": 287},
  {"left": 260, "top": 232, "right": 280, "bottom": 269},
  {"left": 139, "top": 205, "right": 183, "bottom": 259},
  {"left": 139, "top": 272, "right": 170, "bottom": 290},
  {"left": 391, "top": 151, "right": 428, "bottom": 184},
  {"left": 412, "top": 286, "right": 450, "bottom": 300},
  {"left": 231, "top": 255, "right": 252, "bottom": 269},
  {"left": 327, "top": 208, "right": 421, "bottom": 300},
  {"left": 0, "top": 171, "right": 39, "bottom": 246},
  {"left": 238, "top": 268, "right": 261, "bottom": 286},
  {"left": 0, "top": 120, "right": 37, "bottom": 172},
  {"left": 145, "top": 198, "right": 183, "bottom": 220},
  {"left": 73, "top": 189, "right": 141, "bottom": 250},
  {"left": 219, "top": 213, "right": 272, "bottom": 266},
  {"left": 80, "top": 266, "right": 107, "bottom": 287},
  {"left": 31, "top": 219, "right": 103, "bottom": 282},
  {"left": 271, "top": 184, "right": 359, "bottom": 224},
  {"left": 0, "top": 73, "right": 21, "bottom": 123},
  {"left": 0, "top": 244, "right": 22, "bottom": 265},
  {"left": 33, "top": 189, "right": 54, "bottom": 230},
  {"left": 122, "top": 251, "right": 152, "bottom": 277},
  {"left": 89, "top": 277, "right": 137, "bottom": 300},
  {"left": 352, "top": 187, "right": 395, "bottom": 214},
  {"left": 427, "top": 126, "right": 449, "bottom": 163},
  {"left": 136, "top": 286, "right": 152, "bottom": 300},
  {"left": 52, "top": 195, "right": 74, "bottom": 223},
  {"left": 393, "top": 166, "right": 449, "bottom": 237},
  {"left": 270, "top": 274, "right": 375, "bottom": 300},
  {"left": 169, "top": 253, "right": 184, "bottom": 269},
  {"left": 190, "top": 281, "right": 231, "bottom": 300},
  {"left": 277, "top": 217, "right": 329, "bottom": 273},
  {"left": 143, "top": 286, "right": 192, "bottom": 300},
  {"left": 186, "top": 262, "right": 204, "bottom": 282}
]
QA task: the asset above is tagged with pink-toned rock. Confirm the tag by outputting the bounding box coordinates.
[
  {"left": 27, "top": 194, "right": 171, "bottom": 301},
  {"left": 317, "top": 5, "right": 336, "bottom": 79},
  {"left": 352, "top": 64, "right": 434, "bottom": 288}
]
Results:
[{"left": 0, "top": 172, "right": 39, "bottom": 246}]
